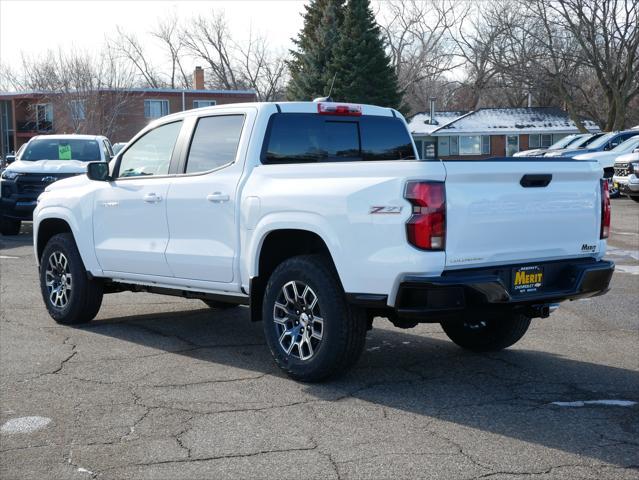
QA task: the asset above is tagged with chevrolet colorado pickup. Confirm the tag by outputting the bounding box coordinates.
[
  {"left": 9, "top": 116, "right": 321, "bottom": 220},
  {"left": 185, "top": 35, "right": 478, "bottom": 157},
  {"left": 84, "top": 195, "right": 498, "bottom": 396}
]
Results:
[
  {"left": 33, "top": 101, "right": 614, "bottom": 381},
  {"left": 1, "top": 135, "right": 113, "bottom": 235}
]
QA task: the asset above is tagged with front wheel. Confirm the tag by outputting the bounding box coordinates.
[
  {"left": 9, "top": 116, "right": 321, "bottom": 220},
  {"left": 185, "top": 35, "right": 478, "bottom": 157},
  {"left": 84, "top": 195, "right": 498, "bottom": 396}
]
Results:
[
  {"left": 0, "top": 216, "right": 20, "bottom": 235},
  {"left": 262, "top": 255, "right": 367, "bottom": 382},
  {"left": 40, "top": 233, "right": 103, "bottom": 325},
  {"left": 440, "top": 311, "right": 531, "bottom": 352}
]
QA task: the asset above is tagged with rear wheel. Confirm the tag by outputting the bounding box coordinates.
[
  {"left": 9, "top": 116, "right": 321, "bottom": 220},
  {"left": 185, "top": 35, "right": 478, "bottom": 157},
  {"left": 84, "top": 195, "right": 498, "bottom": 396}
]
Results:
[
  {"left": 0, "top": 217, "right": 20, "bottom": 236},
  {"left": 440, "top": 311, "right": 531, "bottom": 352},
  {"left": 40, "top": 233, "right": 103, "bottom": 325},
  {"left": 262, "top": 255, "right": 367, "bottom": 382}
]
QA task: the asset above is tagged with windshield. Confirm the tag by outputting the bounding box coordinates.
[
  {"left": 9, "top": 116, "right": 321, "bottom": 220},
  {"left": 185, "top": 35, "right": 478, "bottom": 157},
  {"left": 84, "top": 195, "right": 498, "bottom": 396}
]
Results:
[
  {"left": 21, "top": 138, "right": 101, "bottom": 162},
  {"left": 611, "top": 135, "right": 639, "bottom": 153},
  {"left": 548, "top": 135, "right": 583, "bottom": 150},
  {"left": 586, "top": 132, "right": 618, "bottom": 150}
]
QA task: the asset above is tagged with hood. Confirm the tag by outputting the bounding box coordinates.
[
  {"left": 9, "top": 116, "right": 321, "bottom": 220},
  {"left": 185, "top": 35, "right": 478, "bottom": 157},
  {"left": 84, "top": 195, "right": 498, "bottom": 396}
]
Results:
[
  {"left": 573, "top": 150, "right": 619, "bottom": 169},
  {"left": 545, "top": 148, "right": 590, "bottom": 158},
  {"left": 42, "top": 171, "right": 90, "bottom": 192},
  {"left": 614, "top": 152, "right": 639, "bottom": 164},
  {"left": 513, "top": 148, "right": 546, "bottom": 157},
  {"left": 7, "top": 160, "right": 89, "bottom": 174}
]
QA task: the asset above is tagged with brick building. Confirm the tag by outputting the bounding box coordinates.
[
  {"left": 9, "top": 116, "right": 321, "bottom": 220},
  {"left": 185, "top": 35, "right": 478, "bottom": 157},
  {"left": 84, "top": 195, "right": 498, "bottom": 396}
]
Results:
[
  {"left": 408, "top": 107, "right": 600, "bottom": 160},
  {"left": 0, "top": 67, "right": 256, "bottom": 156}
]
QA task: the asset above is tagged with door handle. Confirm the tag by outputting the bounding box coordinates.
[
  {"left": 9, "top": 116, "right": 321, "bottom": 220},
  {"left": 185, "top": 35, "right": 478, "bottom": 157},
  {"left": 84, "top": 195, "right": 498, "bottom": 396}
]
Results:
[
  {"left": 143, "top": 193, "right": 163, "bottom": 203},
  {"left": 520, "top": 174, "right": 552, "bottom": 188},
  {"left": 206, "top": 192, "right": 230, "bottom": 203}
]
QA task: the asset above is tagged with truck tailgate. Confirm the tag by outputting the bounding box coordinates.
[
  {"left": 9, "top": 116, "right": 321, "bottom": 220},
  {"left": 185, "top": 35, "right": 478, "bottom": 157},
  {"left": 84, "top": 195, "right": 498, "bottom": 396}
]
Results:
[{"left": 443, "top": 160, "right": 602, "bottom": 269}]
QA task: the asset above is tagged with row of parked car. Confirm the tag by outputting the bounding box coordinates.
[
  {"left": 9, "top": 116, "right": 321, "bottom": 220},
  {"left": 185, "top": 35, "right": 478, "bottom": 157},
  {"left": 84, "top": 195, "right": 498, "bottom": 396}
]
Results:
[
  {"left": 1, "top": 125, "right": 638, "bottom": 235},
  {"left": 514, "top": 129, "right": 639, "bottom": 200}
]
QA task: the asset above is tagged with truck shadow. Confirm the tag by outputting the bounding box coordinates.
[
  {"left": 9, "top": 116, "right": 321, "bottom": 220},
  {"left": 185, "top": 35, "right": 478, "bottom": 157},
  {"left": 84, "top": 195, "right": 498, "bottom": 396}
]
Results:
[{"left": 82, "top": 302, "right": 639, "bottom": 467}]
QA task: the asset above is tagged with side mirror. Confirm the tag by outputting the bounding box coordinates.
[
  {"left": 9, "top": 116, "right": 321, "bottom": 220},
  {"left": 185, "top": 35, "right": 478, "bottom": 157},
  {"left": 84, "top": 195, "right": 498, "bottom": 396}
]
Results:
[
  {"left": 5, "top": 154, "right": 15, "bottom": 165},
  {"left": 633, "top": 147, "right": 639, "bottom": 153},
  {"left": 86, "top": 162, "right": 110, "bottom": 182}
]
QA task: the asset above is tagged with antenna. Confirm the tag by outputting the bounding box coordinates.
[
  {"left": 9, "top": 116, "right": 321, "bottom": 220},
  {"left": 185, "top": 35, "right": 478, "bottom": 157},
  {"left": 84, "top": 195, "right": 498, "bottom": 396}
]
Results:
[{"left": 313, "top": 73, "right": 337, "bottom": 103}]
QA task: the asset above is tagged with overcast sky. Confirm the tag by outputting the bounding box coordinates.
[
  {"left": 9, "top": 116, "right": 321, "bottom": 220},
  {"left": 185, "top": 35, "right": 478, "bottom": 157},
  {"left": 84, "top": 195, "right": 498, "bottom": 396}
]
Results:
[{"left": 0, "top": 0, "right": 307, "bottom": 72}]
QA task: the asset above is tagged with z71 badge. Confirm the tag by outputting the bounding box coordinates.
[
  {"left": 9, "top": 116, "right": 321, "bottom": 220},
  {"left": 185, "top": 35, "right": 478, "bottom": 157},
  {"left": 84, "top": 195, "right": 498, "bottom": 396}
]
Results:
[{"left": 369, "top": 206, "right": 403, "bottom": 214}]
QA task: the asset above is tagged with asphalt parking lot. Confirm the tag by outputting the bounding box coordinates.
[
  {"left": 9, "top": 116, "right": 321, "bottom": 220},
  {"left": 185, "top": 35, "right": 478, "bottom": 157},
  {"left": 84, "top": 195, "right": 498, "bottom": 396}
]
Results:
[{"left": 1, "top": 199, "right": 638, "bottom": 480}]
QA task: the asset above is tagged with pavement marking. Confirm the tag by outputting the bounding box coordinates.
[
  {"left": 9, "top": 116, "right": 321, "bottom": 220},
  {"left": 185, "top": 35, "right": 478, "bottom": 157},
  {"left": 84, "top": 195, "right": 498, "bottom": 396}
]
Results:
[
  {"left": 551, "top": 400, "right": 637, "bottom": 408},
  {"left": 1, "top": 416, "right": 51, "bottom": 433},
  {"left": 615, "top": 264, "right": 639, "bottom": 275},
  {"left": 77, "top": 467, "right": 94, "bottom": 475},
  {"left": 612, "top": 231, "right": 639, "bottom": 236},
  {"left": 0, "top": 255, "right": 20, "bottom": 259},
  {"left": 606, "top": 246, "right": 639, "bottom": 261}
]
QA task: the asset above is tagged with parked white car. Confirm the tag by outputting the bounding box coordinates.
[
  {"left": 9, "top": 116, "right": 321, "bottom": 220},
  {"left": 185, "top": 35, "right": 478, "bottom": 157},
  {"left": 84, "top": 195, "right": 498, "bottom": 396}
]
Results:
[
  {"left": 612, "top": 152, "right": 639, "bottom": 202},
  {"left": 513, "top": 133, "right": 588, "bottom": 157},
  {"left": 32, "top": 101, "right": 614, "bottom": 381},
  {"left": 1, "top": 135, "right": 113, "bottom": 235},
  {"left": 574, "top": 136, "right": 639, "bottom": 197}
]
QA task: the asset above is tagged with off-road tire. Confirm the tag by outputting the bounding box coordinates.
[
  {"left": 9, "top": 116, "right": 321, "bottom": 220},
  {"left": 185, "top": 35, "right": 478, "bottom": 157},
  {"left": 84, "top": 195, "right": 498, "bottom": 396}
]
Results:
[
  {"left": 440, "top": 312, "right": 531, "bottom": 352},
  {"left": 0, "top": 217, "right": 20, "bottom": 236},
  {"left": 40, "top": 233, "right": 103, "bottom": 325},
  {"left": 262, "top": 255, "right": 367, "bottom": 382}
]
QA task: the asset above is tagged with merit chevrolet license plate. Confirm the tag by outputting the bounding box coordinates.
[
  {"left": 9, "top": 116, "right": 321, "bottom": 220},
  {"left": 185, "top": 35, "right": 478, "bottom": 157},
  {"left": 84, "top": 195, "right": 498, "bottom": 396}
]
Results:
[{"left": 512, "top": 265, "right": 544, "bottom": 294}]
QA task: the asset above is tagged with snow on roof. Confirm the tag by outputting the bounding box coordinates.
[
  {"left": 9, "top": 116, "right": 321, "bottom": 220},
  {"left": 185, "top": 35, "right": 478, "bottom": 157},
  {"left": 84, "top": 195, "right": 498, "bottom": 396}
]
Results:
[
  {"left": 426, "top": 107, "right": 599, "bottom": 136},
  {"left": 408, "top": 111, "right": 468, "bottom": 135}
]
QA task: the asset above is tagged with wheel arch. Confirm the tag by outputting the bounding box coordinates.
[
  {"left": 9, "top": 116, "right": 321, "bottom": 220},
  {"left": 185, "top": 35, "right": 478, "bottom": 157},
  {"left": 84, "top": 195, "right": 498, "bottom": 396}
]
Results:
[
  {"left": 248, "top": 227, "right": 342, "bottom": 322},
  {"left": 36, "top": 218, "right": 74, "bottom": 263}
]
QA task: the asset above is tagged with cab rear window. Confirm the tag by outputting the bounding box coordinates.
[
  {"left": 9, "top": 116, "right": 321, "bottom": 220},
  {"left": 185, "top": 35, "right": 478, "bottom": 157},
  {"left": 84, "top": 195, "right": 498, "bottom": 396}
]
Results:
[{"left": 262, "top": 113, "right": 416, "bottom": 164}]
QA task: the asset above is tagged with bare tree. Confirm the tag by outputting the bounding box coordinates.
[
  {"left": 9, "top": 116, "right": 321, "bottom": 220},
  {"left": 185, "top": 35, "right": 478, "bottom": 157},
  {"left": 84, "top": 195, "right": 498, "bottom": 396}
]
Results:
[
  {"left": 182, "top": 11, "right": 287, "bottom": 100},
  {"left": 181, "top": 12, "right": 240, "bottom": 90},
  {"left": 379, "top": 0, "right": 461, "bottom": 113},
  {"left": 110, "top": 26, "right": 162, "bottom": 88},
  {"left": 150, "top": 14, "right": 191, "bottom": 89},
  {"left": 547, "top": 0, "right": 639, "bottom": 130}
]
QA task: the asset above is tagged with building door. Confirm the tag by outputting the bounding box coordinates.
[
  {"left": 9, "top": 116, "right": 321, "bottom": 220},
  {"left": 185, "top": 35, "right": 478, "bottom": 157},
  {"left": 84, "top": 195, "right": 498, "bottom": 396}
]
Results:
[{"left": 506, "top": 135, "right": 519, "bottom": 156}]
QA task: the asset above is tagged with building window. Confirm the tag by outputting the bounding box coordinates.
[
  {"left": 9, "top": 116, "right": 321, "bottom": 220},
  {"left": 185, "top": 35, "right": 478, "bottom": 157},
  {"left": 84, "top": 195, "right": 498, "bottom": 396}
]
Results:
[
  {"left": 529, "top": 134, "right": 553, "bottom": 148},
  {"left": 506, "top": 134, "right": 520, "bottom": 156},
  {"left": 450, "top": 136, "right": 459, "bottom": 155},
  {"left": 193, "top": 100, "right": 216, "bottom": 109},
  {"left": 552, "top": 133, "right": 567, "bottom": 143},
  {"left": 459, "top": 135, "right": 482, "bottom": 155},
  {"left": 144, "top": 99, "right": 169, "bottom": 118},
  {"left": 35, "top": 104, "right": 53, "bottom": 130},
  {"left": 71, "top": 100, "right": 86, "bottom": 120},
  {"left": 482, "top": 135, "right": 490, "bottom": 154},
  {"left": 437, "top": 136, "right": 450, "bottom": 156}
]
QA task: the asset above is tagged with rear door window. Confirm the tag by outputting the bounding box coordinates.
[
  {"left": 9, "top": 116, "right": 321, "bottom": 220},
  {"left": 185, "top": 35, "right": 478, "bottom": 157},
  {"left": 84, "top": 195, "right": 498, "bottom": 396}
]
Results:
[
  {"left": 262, "top": 113, "right": 415, "bottom": 164},
  {"left": 185, "top": 115, "right": 245, "bottom": 174}
]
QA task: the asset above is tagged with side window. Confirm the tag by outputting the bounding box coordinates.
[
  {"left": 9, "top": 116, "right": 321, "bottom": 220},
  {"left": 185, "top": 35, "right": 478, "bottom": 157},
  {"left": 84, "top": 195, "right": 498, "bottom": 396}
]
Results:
[
  {"left": 185, "top": 115, "right": 244, "bottom": 174},
  {"left": 118, "top": 121, "right": 182, "bottom": 178}
]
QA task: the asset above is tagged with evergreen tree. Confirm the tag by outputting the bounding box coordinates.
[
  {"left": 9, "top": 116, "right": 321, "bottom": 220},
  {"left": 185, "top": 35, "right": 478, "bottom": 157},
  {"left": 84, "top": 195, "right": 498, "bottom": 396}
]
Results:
[
  {"left": 287, "top": 0, "right": 344, "bottom": 100},
  {"left": 330, "top": 0, "right": 402, "bottom": 109}
]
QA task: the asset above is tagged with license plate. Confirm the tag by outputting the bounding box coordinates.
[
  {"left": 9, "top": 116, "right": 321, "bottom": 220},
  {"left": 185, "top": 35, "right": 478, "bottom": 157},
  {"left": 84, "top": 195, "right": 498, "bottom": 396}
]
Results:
[{"left": 512, "top": 265, "right": 544, "bottom": 294}]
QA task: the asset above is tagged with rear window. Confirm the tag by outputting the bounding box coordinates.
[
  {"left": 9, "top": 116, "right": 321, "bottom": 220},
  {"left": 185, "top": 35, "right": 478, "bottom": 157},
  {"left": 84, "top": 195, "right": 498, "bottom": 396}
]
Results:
[
  {"left": 22, "top": 138, "right": 101, "bottom": 162},
  {"left": 262, "top": 113, "right": 416, "bottom": 164}
]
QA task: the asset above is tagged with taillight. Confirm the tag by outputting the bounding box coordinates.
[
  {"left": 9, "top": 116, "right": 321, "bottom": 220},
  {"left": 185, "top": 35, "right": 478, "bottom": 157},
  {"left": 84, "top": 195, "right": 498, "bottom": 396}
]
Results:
[
  {"left": 600, "top": 179, "right": 610, "bottom": 239},
  {"left": 317, "top": 102, "right": 362, "bottom": 116},
  {"left": 405, "top": 181, "right": 445, "bottom": 250}
]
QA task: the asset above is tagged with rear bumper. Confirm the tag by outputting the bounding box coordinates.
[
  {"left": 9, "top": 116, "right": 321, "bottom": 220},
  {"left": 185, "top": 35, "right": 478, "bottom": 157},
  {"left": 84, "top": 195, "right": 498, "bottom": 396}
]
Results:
[{"left": 348, "top": 258, "right": 614, "bottom": 319}]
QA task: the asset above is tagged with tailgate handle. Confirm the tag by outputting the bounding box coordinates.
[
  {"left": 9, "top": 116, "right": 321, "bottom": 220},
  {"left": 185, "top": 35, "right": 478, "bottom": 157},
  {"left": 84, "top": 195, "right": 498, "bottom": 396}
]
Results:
[{"left": 520, "top": 174, "right": 552, "bottom": 188}]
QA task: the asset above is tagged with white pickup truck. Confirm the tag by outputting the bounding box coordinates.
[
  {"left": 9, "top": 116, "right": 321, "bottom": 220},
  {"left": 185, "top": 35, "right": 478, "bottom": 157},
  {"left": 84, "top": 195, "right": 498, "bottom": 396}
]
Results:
[{"left": 33, "top": 101, "right": 614, "bottom": 381}]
